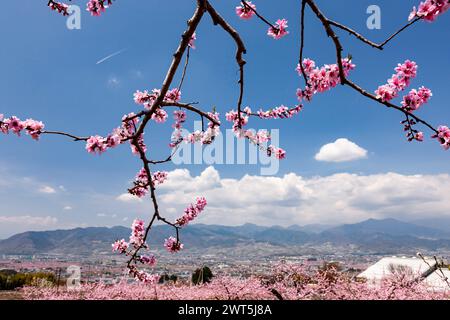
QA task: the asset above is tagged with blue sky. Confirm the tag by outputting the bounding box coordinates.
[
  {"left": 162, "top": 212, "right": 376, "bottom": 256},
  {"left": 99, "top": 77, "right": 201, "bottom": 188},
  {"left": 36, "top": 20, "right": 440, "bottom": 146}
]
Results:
[{"left": 0, "top": 0, "right": 449, "bottom": 237}]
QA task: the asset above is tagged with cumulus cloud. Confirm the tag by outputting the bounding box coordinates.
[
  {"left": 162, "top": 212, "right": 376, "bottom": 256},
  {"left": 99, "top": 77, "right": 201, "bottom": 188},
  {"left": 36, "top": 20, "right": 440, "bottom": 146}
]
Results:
[
  {"left": 154, "top": 166, "right": 450, "bottom": 226},
  {"left": 315, "top": 138, "right": 368, "bottom": 162},
  {"left": 116, "top": 193, "right": 143, "bottom": 203},
  {"left": 38, "top": 186, "right": 56, "bottom": 194},
  {"left": 63, "top": 206, "right": 72, "bottom": 210}
]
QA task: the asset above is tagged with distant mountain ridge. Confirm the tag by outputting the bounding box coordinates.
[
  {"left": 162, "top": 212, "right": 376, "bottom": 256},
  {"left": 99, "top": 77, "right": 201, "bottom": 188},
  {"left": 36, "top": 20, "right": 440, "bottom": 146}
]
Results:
[{"left": 0, "top": 218, "right": 449, "bottom": 256}]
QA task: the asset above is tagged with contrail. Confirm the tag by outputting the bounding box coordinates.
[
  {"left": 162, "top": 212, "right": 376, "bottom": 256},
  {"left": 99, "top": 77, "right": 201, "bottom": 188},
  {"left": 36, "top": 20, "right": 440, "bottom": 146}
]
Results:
[{"left": 96, "top": 48, "right": 127, "bottom": 65}]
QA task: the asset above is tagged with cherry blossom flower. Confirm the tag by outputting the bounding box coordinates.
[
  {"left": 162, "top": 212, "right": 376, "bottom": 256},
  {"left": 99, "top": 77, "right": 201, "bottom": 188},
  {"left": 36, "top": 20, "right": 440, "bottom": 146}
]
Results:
[
  {"left": 401, "top": 87, "right": 432, "bottom": 111},
  {"left": 267, "top": 145, "right": 286, "bottom": 159},
  {"left": 140, "top": 254, "right": 157, "bottom": 266},
  {"left": 151, "top": 108, "right": 168, "bottom": 123},
  {"left": 375, "top": 60, "right": 418, "bottom": 102},
  {"left": 409, "top": 0, "right": 450, "bottom": 22},
  {"left": 176, "top": 197, "right": 208, "bottom": 227},
  {"left": 188, "top": 32, "right": 197, "bottom": 49},
  {"left": 85, "top": 135, "right": 108, "bottom": 154},
  {"left": 432, "top": 125, "right": 450, "bottom": 149},
  {"left": 112, "top": 239, "right": 129, "bottom": 253},
  {"left": 296, "top": 58, "right": 355, "bottom": 103},
  {"left": 164, "top": 237, "right": 183, "bottom": 253},
  {"left": 267, "top": 19, "right": 289, "bottom": 39},
  {"left": 129, "top": 219, "right": 146, "bottom": 248},
  {"left": 236, "top": 1, "right": 256, "bottom": 20},
  {"left": 86, "top": 0, "right": 112, "bottom": 16},
  {"left": 48, "top": 1, "right": 70, "bottom": 16}
]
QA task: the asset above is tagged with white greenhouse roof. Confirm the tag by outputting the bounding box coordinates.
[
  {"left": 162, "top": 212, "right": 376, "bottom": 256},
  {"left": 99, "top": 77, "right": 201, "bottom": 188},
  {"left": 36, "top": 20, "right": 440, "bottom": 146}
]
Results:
[
  {"left": 358, "top": 256, "right": 436, "bottom": 281},
  {"left": 422, "top": 269, "right": 450, "bottom": 292}
]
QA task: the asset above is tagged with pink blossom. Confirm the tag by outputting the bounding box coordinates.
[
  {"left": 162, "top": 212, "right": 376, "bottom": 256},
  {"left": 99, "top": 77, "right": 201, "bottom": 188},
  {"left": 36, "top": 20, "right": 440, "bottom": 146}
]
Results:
[
  {"left": 152, "top": 171, "right": 168, "bottom": 185},
  {"left": 409, "top": 0, "right": 450, "bottom": 22},
  {"left": 165, "top": 88, "right": 181, "bottom": 103},
  {"left": 267, "top": 19, "right": 289, "bottom": 39},
  {"left": 106, "top": 133, "right": 121, "bottom": 148},
  {"left": 257, "top": 105, "right": 302, "bottom": 119},
  {"left": 415, "top": 132, "right": 424, "bottom": 141},
  {"left": 86, "top": 0, "right": 112, "bottom": 16},
  {"left": 267, "top": 145, "right": 286, "bottom": 159},
  {"left": 133, "top": 90, "right": 152, "bottom": 105},
  {"left": 85, "top": 135, "right": 107, "bottom": 155},
  {"left": 432, "top": 125, "right": 450, "bottom": 150},
  {"left": 401, "top": 87, "right": 432, "bottom": 111},
  {"left": 164, "top": 236, "right": 183, "bottom": 253},
  {"left": 4, "top": 116, "right": 25, "bottom": 136},
  {"left": 23, "top": 119, "right": 45, "bottom": 140},
  {"left": 176, "top": 197, "right": 208, "bottom": 227},
  {"left": 236, "top": 1, "right": 256, "bottom": 20},
  {"left": 112, "top": 239, "right": 129, "bottom": 253},
  {"left": 129, "top": 219, "right": 146, "bottom": 248},
  {"left": 296, "top": 58, "right": 355, "bottom": 102},
  {"left": 296, "top": 58, "right": 316, "bottom": 75},
  {"left": 151, "top": 108, "right": 168, "bottom": 123},
  {"left": 48, "top": 1, "right": 70, "bottom": 16},
  {"left": 140, "top": 254, "right": 157, "bottom": 266},
  {"left": 188, "top": 32, "right": 196, "bottom": 49},
  {"left": 375, "top": 60, "right": 418, "bottom": 102},
  {"left": 130, "top": 134, "right": 147, "bottom": 155}
]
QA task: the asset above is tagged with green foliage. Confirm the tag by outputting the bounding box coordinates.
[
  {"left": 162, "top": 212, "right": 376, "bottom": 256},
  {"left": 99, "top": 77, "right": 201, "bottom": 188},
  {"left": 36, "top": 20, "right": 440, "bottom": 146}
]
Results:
[
  {"left": 192, "top": 266, "right": 213, "bottom": 285},
  {"left": 0, "top": 270, "right": 56, "bottom": 290}
]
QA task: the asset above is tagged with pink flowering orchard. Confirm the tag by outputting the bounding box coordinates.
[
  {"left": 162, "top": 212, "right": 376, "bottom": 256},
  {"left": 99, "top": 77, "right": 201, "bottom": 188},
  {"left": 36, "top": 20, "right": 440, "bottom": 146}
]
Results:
[{"left": 1, "top": 0, "right": 449, "bottom": 290}]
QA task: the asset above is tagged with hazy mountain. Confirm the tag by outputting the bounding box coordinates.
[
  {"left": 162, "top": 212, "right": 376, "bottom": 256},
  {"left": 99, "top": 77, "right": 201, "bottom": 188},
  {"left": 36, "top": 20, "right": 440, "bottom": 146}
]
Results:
[
  {"left": 1, "top": 218, "right": 449, "bottom": 256},
  {"left": 323, "top": 218, "right": 450, "bottom": 240}
]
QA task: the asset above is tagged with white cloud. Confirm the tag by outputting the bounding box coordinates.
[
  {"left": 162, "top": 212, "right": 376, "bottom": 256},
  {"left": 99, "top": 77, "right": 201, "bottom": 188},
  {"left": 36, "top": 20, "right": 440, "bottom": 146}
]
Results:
[
  {"left": 0, "top": 215, "right": 58, "bottom": 227},
  {"left": 154, "top": 166, "right": 450, "bottom": 226},
  {"left": 315, "top": 138, "right": 368, "bottom": 162},
  {"left": 107, "top": 76, "right": 120, "bottom": 87},
  {"left": 38, "top": 186, "right": 56, "bottom": 194},
  {"left": 116, "top": 193, "right": 143, "bottom": 203},
  {"left": 63, "top": 206, "right": 72, "bottom": 210}
]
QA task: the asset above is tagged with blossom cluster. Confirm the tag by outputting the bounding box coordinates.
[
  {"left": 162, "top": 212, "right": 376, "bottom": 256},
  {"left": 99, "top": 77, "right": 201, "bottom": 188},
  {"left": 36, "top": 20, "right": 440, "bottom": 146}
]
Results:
[
  {"left": 225, "top": 108, "right": 286, "bottom": 157},
  {"left": 21, "top": 262, "right": 450, "bottom": 300},
  {"left": 375, "top": 60, "right": 418, "bottom": 102},
  {"left": 169, "top": 110, "right": 187, "bottom": 147},
  {"left": 48, "top": 1, "right": 70, "bottom": 16},
  {"left": 111, "top": 219, "right": 161, "bottom": 282},
  {"left": 401, "top": 87, "right": 433, "bottom": 112},
  {"left": 128, "top": 265, "right": 159, "bottom": 284},
  {"left": 129, "top": 168, "right": 168, "bottom": 198},
  {"left": 176, "top": 197, "right": 208, "bottom": 227},
  {"left": 408, "top": 0, "right": 450, "bottom": 21},
  {"left": 401, "top": 118, "right": 424, "bottom": 142},
  {"left": 0, "top": 115, "right": 45, "bottom": 140},
  {"left": 267, "top": 19, "right": 289, "bottom": 40},
  {"left": 432, "top": 125, "right": 450, "bottom": 150},
  {"left": 267, "top": 145, "right": 286, "bottom": 160},
  {"left": 134, "top": 88, "right": 181, "bottom": 111},
  {"left": 236, "top": 2, "right": 288, "bottom": 40},
  {"left": 85, "top": 112, "right": 149, "bottom": 156},
  {"left": 256, "top": 105, "right": 303, "bottom": 119},
  {"left": 86, "top": 0, "right": 112, "bottom": 16},
  {"left": 178, "top": 112, "right": 221, "bottom": 146},
  {"left": 236, "top": 1, "right": 256, "bottom": 20},
  {"left": 296, "top": 58, "right": 356, "bottom": 102},
  {"left": 164, "top": 236, "right": 184, "bottom": 253}
]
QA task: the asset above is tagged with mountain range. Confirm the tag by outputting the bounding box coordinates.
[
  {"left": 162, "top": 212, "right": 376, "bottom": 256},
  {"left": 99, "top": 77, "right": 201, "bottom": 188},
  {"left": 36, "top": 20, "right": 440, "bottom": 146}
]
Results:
[{"left": 1, "top": 218, "right": 450, "bottom": 256}]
